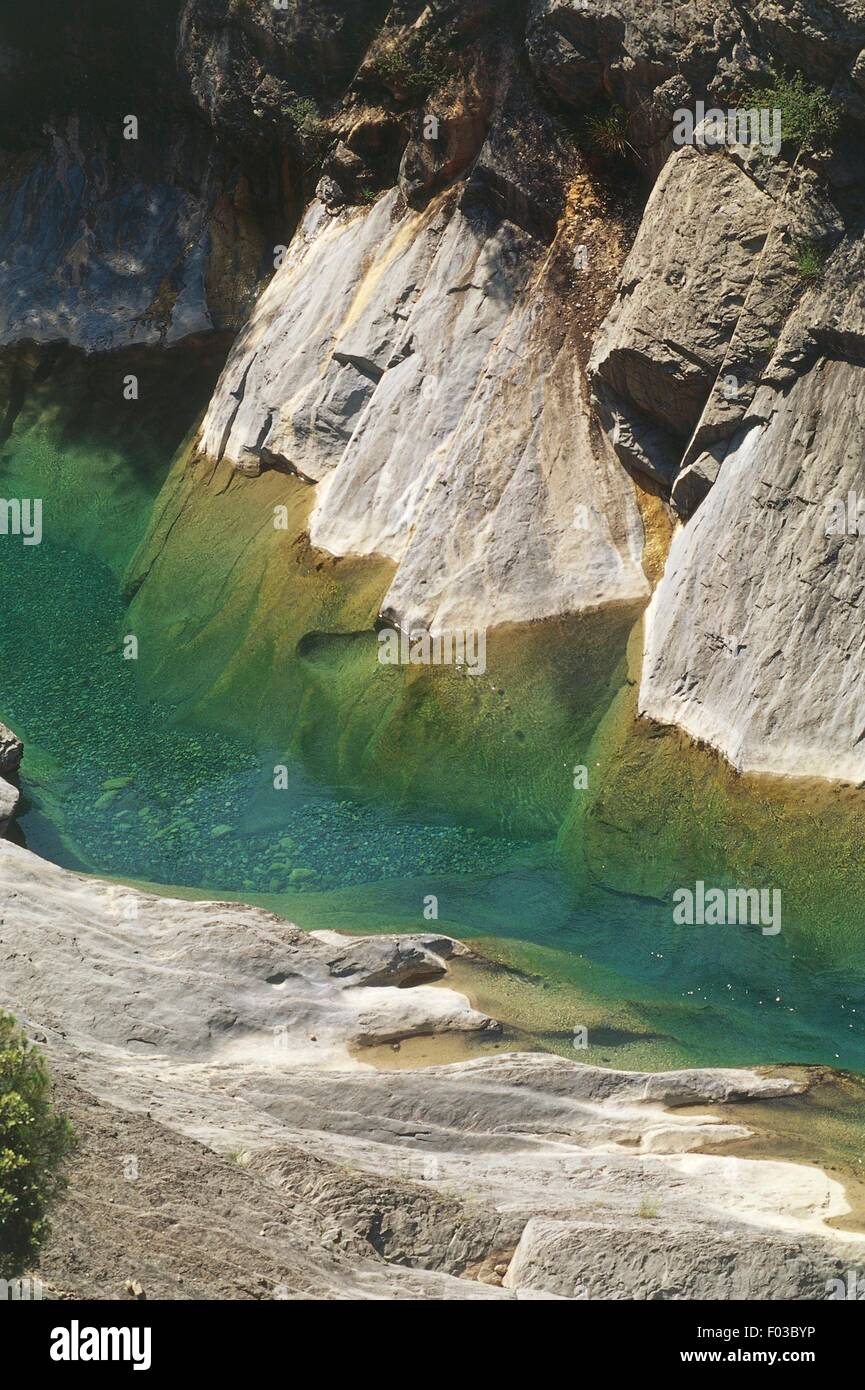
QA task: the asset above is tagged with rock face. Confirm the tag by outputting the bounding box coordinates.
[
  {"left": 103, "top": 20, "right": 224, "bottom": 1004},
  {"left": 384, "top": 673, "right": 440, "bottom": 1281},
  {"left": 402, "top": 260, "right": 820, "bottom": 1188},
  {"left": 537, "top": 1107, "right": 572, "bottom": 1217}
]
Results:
[
  {"left": 3, "top": 838, "right": 864, "bottom": 1301},
  {"left": 641, "top": 343, "right": 865, "bottom": 783},
  {"left": 0, "top": 1, "right": 299, "bottom": 351},
  {"left": 0, "top": 777, "right": 19, "bottom": 836},
  {"left": 588, "top": 146, "right": 778, "bottom": 488},
  {"left": 0, "top": 121, "right": 227, "bottom": 352},
  {"left": 589, "top": 137, "right": 841, "bottom": 509},
  {"left": 197, "top": 163, "right": 649, "bottom": 630},
  {"left": 0, "top": 721, "right": 22, "bottom": 834},
  {"left": 199, "top": 190, "right": 453, "bottom": 481},
  {"left": 179, "top": 0, "right": 389, "bottom": 145},
  {"left": 526, "top": 0, "right": 865, "bottom": 169},
  {"left": 0, "top": 721, "right": 22, "bottom": 774},
  {"left": 375, "top": 188, "right": 649, "bottom": 632},
  {"left": 600, "top": 129, "right": 865, "bottom": 779},
  {"left": 548, "top": 1, "right": 863, "bottom": 782}
]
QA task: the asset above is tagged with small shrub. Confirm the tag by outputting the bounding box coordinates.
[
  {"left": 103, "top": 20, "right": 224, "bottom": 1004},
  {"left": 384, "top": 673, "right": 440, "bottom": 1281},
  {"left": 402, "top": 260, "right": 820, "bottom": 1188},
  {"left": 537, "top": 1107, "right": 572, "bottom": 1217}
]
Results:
[
  {"left": 0, "top": 1013, "right": 76, "bottom": 1279},
  {"left": 283, "top": 96, "right": 330, "bottom": 164},
  {"left": 373, "top": 33, "right": 451, "bottom": 101},
  {"left": 637, "top": 1196, "right": 660, "bottom": 1220},
  {"left": 742, "top": 72, "right": 840, "bottom": 150},
  {"left": 285, "top": 97, "right": 324, "bottom": 140}
]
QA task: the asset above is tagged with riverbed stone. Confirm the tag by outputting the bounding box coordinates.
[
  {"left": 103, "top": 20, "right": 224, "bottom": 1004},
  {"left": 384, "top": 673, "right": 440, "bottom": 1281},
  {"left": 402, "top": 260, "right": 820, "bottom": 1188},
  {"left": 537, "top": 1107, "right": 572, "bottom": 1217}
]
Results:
[{"left": 2, "top": 838, "right": 864, "bottom": 1300}]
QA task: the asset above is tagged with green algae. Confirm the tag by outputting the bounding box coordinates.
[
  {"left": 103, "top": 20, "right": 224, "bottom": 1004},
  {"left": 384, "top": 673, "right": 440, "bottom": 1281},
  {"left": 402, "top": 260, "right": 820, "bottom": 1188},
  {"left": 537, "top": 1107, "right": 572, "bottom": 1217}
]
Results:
[
  {"left": 125, "top": 443, "right": 637, "bottom": 838},
  {"left": 5, "top": 359, "right": 865, "bottom": 1076},
  {"left": 562, "top": 616, "right": 865, "bottom": 965}
]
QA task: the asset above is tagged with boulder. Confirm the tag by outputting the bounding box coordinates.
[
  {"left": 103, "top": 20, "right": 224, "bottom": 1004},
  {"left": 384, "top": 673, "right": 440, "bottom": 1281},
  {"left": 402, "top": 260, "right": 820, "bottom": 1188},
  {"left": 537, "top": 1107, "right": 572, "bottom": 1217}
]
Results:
[
  {"left": 640, "top": 228, "right": 865, "bottom": 781},
  {"left": 589, "top": 145, "right": 777, "bottom": 487},
  {"left": 0, "top": 777, "right": 19, "bottom": 835},
  {"left": 0, "top": 720, "right": 22, "bottom": 774}
]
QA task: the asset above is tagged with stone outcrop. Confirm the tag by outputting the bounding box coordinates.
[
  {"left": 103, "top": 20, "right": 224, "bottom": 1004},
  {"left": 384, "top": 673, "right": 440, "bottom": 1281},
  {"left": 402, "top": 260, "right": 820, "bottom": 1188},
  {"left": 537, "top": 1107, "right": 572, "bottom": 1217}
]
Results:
[
  {"left": 0, "top": 120, "right": 239, "bottom": 352},
  {"left": 0, "top": 721, "right": 22, "bottom": 834},
  {"left": 179, "top": 0, "right": 389, "bottom": 147},
  {"left": 3, "top": 838, "right": 864, "bottom": 1300},
  {"left": 640, "top": 307, "right": 865, "bottom": 783},
  {"left": 0, "top": 720, "right": 22, "bottom": 774},
  {"left": 196, "top": 139, "right": 648, "bottom": 630},
  {"left": 588, "top": 133, "right": 844, "bottom": 503},
  {"left": 0, "top": 1, "right": 299, "bottom": 352},
  {"left": 198, "top": 189, "right": 454, "bottom": 481},
  {"left": 588, "top": 145, "right": 778, "bottom": 489},
  {"left": 527, "top": 0, "right": 865, "bottom": 170},
  {"left": 579, "top": 114, "right": 863, "bottom": 781}
]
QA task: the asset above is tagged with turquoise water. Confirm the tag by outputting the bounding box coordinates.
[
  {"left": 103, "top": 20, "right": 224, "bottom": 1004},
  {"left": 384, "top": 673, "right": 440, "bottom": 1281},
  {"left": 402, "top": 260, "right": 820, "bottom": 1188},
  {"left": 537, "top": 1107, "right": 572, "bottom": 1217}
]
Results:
[
  {"left": 4, "top": 529, "right": 865, "bottom": 1074},
  {"left": 0, "top": 536, "right": 527, "bottom": 892}
]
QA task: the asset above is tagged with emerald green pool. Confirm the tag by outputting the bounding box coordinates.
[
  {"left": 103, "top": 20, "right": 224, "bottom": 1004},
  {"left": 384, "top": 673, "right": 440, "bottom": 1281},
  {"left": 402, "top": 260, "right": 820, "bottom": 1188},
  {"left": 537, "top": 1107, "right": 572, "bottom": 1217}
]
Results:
[
  {"left": 2, "top": 535, "right": 528, "bottom": 892},
  {"left": 4, "top": 359, "right": 865, "bottom": 1078}
]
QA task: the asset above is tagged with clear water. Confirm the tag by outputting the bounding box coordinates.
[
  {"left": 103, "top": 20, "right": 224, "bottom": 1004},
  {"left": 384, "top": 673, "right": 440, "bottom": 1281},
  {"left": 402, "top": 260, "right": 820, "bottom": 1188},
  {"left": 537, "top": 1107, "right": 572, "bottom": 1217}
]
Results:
[
  {"left": 3, "top": 414, "right": 865, "bottom": 1079},
  {"left": 0, "top": 536, "right": 529, "bottom": 893}
]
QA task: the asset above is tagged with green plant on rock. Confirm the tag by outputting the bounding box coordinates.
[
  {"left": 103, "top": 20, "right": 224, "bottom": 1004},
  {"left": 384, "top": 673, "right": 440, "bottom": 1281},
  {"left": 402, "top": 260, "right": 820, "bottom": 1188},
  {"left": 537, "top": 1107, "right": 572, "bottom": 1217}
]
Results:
[
  {"left": 283, "top": 96, "right": 331, "bottom": 167},
  {"left": 794, "top": 241, "right": 826, "bottom": 283},
  {"left": 285, "top": 96, "right": 325, "bottom": 140},
  {"left": 0, "top": 1012, "right": 76, "bottom": 1279},
  {"left": 373, "top": 32, "right": 451, "bottom": 101},
  {"left": 742, "top": 72, "right": 840, "bottom": 150},
  {"left": 580, "top": 103, "right": 638, "bottom": 161}
]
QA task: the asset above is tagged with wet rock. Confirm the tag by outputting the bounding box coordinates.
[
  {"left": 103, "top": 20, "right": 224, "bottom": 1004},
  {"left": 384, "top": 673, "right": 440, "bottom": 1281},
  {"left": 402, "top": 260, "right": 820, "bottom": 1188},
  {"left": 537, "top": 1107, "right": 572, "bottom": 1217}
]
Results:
[{"left": 4, "top": 838, "right": 863, "bottom": 1300}]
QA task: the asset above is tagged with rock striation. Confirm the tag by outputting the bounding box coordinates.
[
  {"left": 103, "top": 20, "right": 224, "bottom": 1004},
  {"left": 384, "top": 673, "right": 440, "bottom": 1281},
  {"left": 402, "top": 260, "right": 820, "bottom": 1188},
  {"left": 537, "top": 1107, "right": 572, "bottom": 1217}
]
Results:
[
  {"left": 196, "top": 165, "right": 649, "bottom": 631},
  {"left": 2, "top": 838, "right": 865, "bottom": 1300}
]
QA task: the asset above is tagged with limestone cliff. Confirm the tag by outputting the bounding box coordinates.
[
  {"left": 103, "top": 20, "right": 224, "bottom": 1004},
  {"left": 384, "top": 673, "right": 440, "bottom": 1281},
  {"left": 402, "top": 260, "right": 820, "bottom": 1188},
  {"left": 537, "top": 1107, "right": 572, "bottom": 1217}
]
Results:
[{"left": 5, "top": 0, "right": 865, "bottom": 788}]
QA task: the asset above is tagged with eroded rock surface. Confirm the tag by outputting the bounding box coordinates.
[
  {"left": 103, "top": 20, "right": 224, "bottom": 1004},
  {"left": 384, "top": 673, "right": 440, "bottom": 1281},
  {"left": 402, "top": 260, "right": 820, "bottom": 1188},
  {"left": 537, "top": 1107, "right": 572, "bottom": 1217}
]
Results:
[
  {"left": 622, "top": 133, "right": 865, "bottom": 781},
  {"left": 2, "top": 840, "right": 864, "bottom": 1301},
  {"left": 197, "top": 171, "right": 648, "bottom": 630},
  {"left": 641, "top": 338, "right": 865, "bottom": 782}
]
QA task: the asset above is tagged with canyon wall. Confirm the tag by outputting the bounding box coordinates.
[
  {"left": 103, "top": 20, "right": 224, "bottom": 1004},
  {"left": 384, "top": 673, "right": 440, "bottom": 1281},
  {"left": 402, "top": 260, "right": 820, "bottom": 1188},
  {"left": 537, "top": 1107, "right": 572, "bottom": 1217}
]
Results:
[{"left": 4, "top": 0, "right": 865, "bottom": 784}]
